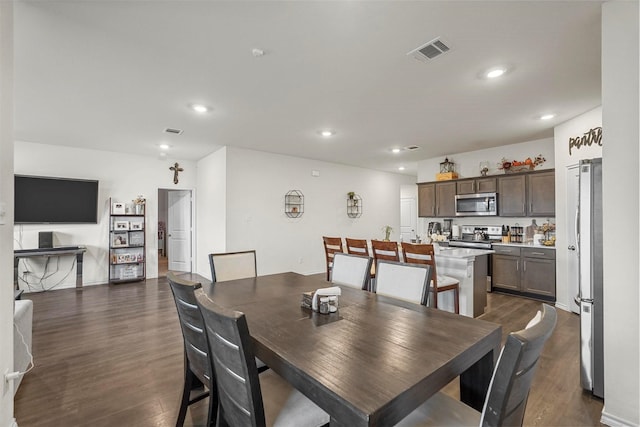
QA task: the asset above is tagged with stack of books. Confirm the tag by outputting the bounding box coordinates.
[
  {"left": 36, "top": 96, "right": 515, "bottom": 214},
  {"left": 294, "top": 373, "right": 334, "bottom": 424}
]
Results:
[{"left": 300, "top": 291, "right": 314, "bottom": 310}]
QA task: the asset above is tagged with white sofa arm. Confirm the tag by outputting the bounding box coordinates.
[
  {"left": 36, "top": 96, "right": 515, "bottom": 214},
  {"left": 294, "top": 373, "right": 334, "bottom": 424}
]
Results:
[{"left": 14, "top": 299, "right": 33, "bottom": 395}]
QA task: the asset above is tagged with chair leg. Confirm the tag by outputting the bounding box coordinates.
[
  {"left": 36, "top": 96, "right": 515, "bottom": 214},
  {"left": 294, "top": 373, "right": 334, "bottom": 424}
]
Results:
[
  {"left": 206, "top": 386, "right": 218, "bottom": 427},
  {"left": 177, "top": 364, "right": 196, "bottom": 427},
  {"left": 453, "top": 287, "right": 460, "bottom": 314},
  {"left": 432, "top": 288, "right": 438, "bottom": 309}
]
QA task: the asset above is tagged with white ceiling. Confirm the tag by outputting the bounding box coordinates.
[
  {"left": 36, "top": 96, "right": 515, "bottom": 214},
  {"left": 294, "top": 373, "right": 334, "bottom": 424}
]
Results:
[{"left": 14, "top": 1, "right": 602, "bottom": 176}]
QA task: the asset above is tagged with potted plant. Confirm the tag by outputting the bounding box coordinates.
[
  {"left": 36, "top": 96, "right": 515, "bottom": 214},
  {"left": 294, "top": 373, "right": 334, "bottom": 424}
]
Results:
[
  {"left": 382, "top": 225, "right": 393, "bottom": 241},
  {"left": 133, "top": 195, "right": 146, "bottom": 215},
  {"left": 347, "top": 191, "right": 355, "bottom": 199}
]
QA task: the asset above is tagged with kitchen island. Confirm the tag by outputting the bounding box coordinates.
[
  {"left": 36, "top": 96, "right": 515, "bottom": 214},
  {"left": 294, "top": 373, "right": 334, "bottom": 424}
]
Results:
[{"left": 435, "top": 247, "right": 494, "bottom": 318}]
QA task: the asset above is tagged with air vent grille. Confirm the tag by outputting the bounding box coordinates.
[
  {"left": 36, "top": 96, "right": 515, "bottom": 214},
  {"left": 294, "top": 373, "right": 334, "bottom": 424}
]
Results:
[
  {"left": 408, "top": 37, "right": 451, "bottom": 62},
  {"left": 404, "top": 145, "right": 420, "bottom": 151},
  {"left": 164, "top": 128, "right": 183, "bottom": 135}
]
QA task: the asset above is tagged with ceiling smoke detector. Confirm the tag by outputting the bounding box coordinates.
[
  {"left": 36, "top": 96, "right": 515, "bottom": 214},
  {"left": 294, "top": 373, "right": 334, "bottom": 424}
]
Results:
[
  {"left": 164, "top": 128, "right": 183, "bottom": 135},
  {"left": 407, "top": 37, "right": 451, "bottom": 62}
]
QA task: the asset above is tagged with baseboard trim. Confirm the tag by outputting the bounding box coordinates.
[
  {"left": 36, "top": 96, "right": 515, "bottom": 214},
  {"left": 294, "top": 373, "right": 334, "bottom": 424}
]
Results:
[
  {"left": 601, "top": 407, "right": 639, "bottom": 427},
  {"left": 554, "top": 302, "right": 570, "bottom": 312}
]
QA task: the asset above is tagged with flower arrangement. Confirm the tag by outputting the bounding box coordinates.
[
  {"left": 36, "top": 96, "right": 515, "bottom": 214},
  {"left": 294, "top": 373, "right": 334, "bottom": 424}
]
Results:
[
  {"left": 498, "top": 154, "right": 546, "bottom": 172},
  {"left": 133, "top": 195, "right": 146, "bottom": 205}
]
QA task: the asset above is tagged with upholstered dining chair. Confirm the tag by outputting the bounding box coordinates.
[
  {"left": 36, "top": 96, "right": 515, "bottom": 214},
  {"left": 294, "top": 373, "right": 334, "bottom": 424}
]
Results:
[
  {"left": 167, "top": 272, "right": 217, "bottom": 427},
  {"left": 322, "top": 236, "right": 344, "bottom": 281},
  {"left": 371, "top": 240, "right": 400, "bottom": 263},
  {"left": 194, "top": 288, "right": 330, "bottom": 427},
  {"left": 331, "top": 252, "right": 373, "bottom": 290},
  {"left": 401, "top": 242, "right": 460, "bottom": 314},
  {"left": 395, "top": 303, "right": 557, "bottom": 427},
  {"left": 374, "top": 260, "right": 431, "bottom": 305},
  {"left": 208, "top": 250, "right": 257, "bottom": 283}
]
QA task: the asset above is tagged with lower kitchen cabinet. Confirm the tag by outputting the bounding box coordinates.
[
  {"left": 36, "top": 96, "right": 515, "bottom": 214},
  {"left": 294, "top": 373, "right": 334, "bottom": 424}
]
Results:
[{"left": 492, "top": 246, "right": 556, "bottom": 301}]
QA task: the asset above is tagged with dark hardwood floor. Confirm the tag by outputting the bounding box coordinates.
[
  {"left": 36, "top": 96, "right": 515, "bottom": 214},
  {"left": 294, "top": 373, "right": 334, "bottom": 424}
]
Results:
[{"left": 14, "top": 277, "right": 603, "bottom": 426}]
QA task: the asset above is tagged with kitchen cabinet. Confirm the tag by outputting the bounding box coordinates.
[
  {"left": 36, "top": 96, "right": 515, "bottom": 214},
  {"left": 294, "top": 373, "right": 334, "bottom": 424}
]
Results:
[
  {"left": 418, "top": 181, "right": 455, "bottom": 217},
  {"left": 456, "top": 177, "right": 497, "bottom": 195},
  {"left": 528, "top": 171, "right": 555, "bottom": 217},
  {"left": 492, "top": 245, "right": 556, "bottom": 300},
  {"left": 497, "top": 170, "right": 555, "bottom": 217},
  {"left": 497, "top": 175, "right": 527, "bottom": 216},
  {"left": 418, "top": 183, "right": 435, "bottom": 217},
  {"left": 435, "top": 181, "right": 456, "bottom": 217}
]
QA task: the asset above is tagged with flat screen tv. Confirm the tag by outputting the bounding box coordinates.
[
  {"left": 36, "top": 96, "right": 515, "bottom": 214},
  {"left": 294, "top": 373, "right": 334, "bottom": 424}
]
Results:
[{"left": 15, "top": 175, "right": 99, "bottom": 224}]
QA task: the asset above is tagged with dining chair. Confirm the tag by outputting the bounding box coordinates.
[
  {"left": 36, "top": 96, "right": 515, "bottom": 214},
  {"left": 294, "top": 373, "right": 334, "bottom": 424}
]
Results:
[
  {"left": 395, "top": 303, "right": 557, "bottom": 427},
  {"left": 322, "top": 236, "right": 344, "bottom": 281},
  {"left": 401, "top": 242, "right": 460, "bottom": 314},
  {"left": 371, "top": 239, "right": 400, "bottom": 263},
  {"left": 374, "top": 260, "right": 431, "bottom": 305},
  {"left": 345, "top": 238, "right": 370, "bottom": 256},
  {"left": 208, "top": 250, "right": 257, "bottom": 283},
  {"left": 194, "top": 288, "right": 331, "bottom": 427},
  {"left": 167, "top": 272, "right": 217, "bottom": 427},
  {"left": 331, "top": 252, "right": 372, "bottom": 290}
]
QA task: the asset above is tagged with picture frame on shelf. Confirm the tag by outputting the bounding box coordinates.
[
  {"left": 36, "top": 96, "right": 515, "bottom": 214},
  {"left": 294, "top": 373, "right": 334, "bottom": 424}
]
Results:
[
  {"left": 112, "top": 202, "right": 126, "bottom": 215},
  {"left": 112, "top": 232, "right": 128, "bottom": 247},
  {"left": 114, "top": 220, "right": 129, "bottom": 230},
  {"left": 130, "top": 222, "right": 143, "bottom": 230}
]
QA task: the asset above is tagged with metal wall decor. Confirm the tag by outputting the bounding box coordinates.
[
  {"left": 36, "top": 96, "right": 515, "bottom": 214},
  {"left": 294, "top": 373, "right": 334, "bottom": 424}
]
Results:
[
  {"left": 347, "top": 193, "right": 362, "bottom": 218},
  {"left": 170, "top": 162, "right": 184, "bottom": 184},
  {"left": 285, "top": 190, "right": 304, "bottom": 218},
  {"left": 568, "top": 126, "right": 602, "bottom": 155}
]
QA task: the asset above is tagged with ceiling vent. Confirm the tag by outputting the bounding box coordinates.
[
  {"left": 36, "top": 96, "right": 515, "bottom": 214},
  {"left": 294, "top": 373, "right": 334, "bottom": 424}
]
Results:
[
  {"left": 404, "top": 145, "right": 420, "bottom": 151},
  {"left": 407, "top": 38, "right": 451, "bottom": 62},
  {"left": 164, "top": 127, "right": 183, "bottom": 135}
]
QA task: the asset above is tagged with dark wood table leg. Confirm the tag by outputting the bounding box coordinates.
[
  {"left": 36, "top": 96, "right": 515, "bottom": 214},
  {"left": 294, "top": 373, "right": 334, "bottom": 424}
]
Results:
[
  {"left": 460, "top": 347, "right": 495, "bottom": 411},
  {"left": 76, "top": 252, "right": 84, "bottom": 289}
]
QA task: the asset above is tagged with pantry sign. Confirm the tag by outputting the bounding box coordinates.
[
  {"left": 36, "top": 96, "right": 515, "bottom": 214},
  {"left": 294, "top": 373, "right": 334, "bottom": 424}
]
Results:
[{"left": 569, "top": 126, "right": 602, "bottom": 155}]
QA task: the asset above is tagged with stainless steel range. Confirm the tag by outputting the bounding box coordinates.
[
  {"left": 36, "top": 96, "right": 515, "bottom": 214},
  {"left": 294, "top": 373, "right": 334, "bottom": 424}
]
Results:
[{"left": 448, "top": 225, "right": 502, "bottom": 249}]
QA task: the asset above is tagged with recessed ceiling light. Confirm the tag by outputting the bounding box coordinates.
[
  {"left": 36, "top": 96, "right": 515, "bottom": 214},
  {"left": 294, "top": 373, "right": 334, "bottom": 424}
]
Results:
[
  {"left": 320, "top": 130, "right": 335, "bottom": 137},
  {"left": 486, "top": 68, "right": 506, "bottom": 79},
  {"left": 391, "top": 148, "right": 401, "bottom": 154},
  {"left": 252, "top": 48, "right": 265, "bottom": 57},
  {"left": 398, "top": 166, "right": 406, "bottom": 171},
  {"left": 191, "top": 104, "right": 209, "bottom": 113},
  {"left": 159, "top": 144, "right": 170, "bottom": 150},
  {"left": 540, "top": 114, "right": 556, "bottom": 120}
]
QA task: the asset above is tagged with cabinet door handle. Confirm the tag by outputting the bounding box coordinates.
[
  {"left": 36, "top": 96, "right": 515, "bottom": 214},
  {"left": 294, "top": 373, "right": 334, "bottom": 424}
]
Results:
[
  {"left": 516, "top": 260, "right": 519, "bottom": 271},
  {"left": 531, "top": 252, "right": 545, "bottom": 256},
  {"left": 523, "top": 260, "right": 526, "bottom": 271}
]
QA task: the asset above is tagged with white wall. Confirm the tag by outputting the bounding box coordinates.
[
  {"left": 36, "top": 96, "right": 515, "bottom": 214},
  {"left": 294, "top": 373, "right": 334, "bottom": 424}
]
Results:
[
  {"left": 14, "top": 141, "right": 197, "bottom": 290},
  {"left": 553, "top": 106, "right": 602, "bottom": 311},
  {"left": 416, "top": 137, "right": 555, "bottom": 182},
  {"left": 224, "top": 147, "right": 415, "bottom": 276},
  {"left": 0, "top": 1, "right": 14, "bottom": 422},
  {"left": 601, "top": 1, "right": 639, "bottom": 425},
  {"left": 195, "top": 146, "right": 227, "bottom": 278}
]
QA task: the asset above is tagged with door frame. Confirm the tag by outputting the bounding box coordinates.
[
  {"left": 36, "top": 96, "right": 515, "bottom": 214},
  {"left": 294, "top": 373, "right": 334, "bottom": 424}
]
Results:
[{"left": 157, "top": 187, "right": 196, "bottom": 275}]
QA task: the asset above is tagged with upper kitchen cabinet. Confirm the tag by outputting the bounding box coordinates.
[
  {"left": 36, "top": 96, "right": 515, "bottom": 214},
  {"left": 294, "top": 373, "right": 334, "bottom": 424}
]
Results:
[
  {"left": 497, "top": 170, "right": 555, "bottom": 217},
  {"left": 418, "top": 183, "right": 436, "bottom": 217},
  {"left": 457, "top": 177, "right": 497, "bottom": 195},
  {"left": 498, "top": 175, "right": 527, "bottom": 216},
  {"left": 528, "top": 171, "right": 555, "bottom": 217},
  {"left": 436, "top": 181, "right": 456, "bottom": 217},
  {"left": 418, "top": 181, "right": 456, "bottom": 217}
]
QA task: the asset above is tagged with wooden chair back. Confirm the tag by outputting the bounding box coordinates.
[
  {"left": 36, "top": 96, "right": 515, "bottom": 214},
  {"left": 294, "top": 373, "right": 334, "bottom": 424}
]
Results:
[
  {"left": 195, "top": 288, "right": 266, "bottom": 427},
  {"left": 402, "top": 242, "right": 437, "bottom": 280},
  {"left": 374, "top": 260, "right": 431, "bottom": 305},
  {"left": 322, "top": 236, "right": 344, "bottom": 281},
  {"left": 167, "top": 272, "right": 216, "bottom": 426},
  {"left": 345, "top": 238, "right": 370, "bottom": 256},
  {"left": 481, "top": 304, "right": 557, "bottom": 426},
  {"left": 371, "top": 240, "right": 400, "bottom": 263},
  {"left": 331, "top": 252, "right": 372, "bottom": 290},
  {"left": 208, "top": 250, "right": 257, "bottom": 283}
]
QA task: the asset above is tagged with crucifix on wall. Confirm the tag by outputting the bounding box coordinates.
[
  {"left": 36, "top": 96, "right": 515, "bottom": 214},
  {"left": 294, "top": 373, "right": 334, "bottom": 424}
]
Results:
[{"left": 170, "top": 162, "right": 184, "bottom": 184}]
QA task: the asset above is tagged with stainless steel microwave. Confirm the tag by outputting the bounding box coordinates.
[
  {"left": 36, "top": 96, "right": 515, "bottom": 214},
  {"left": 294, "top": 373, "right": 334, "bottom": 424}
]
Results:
[{"left": 455, "top": 192, "right": 498, "bottom": 216}]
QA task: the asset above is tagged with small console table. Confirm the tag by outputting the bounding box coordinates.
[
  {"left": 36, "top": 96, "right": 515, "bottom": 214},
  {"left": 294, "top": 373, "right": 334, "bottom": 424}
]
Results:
[{"left": 14, "top": 246, "right": 87, "bottom": 290}]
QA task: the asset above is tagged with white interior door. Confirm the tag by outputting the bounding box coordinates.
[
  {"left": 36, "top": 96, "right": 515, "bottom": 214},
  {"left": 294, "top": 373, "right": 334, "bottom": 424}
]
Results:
[
  {"left": 567, "top": 165, "right": 580, "bottom": 314},
  {"left": 168, "top": 190, "right": 192, "bottom": 272},
  {"left": 400, "top": 198, "right": 417, "bottom": 242}
]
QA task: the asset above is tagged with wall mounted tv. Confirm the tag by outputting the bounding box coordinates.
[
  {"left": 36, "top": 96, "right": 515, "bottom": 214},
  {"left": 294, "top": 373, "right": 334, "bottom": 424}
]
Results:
[{"left": 14, "top": 175, "right": 99, "bottom": 224}]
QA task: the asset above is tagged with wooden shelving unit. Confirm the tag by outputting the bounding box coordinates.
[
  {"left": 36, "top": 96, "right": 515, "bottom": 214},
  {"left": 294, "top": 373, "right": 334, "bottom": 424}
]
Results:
[{"left": 109, "top": 197, "right": 146, "bottom": 283}]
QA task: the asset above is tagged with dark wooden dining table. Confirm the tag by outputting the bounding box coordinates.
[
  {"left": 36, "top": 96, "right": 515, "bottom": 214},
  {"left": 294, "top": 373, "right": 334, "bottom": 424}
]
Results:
[{"left": 204, "top": 272, "right": 501, "bottom": 426}]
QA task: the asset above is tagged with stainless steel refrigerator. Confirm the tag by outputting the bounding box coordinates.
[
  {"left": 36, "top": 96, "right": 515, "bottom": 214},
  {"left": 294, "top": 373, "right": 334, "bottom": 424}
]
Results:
[{"left": 577, "top": 158, "right": 604, "bottom": 398}]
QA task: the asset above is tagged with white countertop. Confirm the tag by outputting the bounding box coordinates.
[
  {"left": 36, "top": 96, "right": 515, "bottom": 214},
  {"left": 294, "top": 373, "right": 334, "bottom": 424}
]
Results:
[
  {"left": 436, "top": 247, "right": 495, "bottom": 259},
  {"left": 492, "top": 242, "right": 556, "bottom": 250}
]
